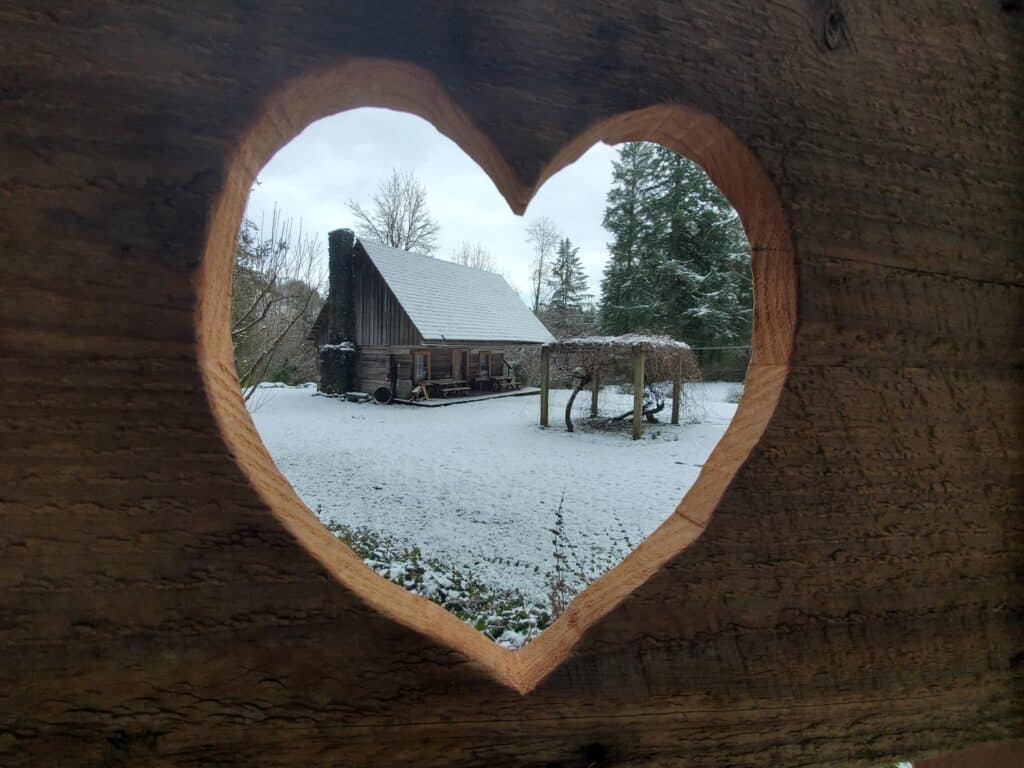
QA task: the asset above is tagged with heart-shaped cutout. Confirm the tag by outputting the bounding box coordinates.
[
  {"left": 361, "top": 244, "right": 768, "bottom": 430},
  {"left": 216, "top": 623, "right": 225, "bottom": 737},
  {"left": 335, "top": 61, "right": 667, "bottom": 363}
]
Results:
[{"left": 197, "top": 58, "right": 795, "bottom": 694}]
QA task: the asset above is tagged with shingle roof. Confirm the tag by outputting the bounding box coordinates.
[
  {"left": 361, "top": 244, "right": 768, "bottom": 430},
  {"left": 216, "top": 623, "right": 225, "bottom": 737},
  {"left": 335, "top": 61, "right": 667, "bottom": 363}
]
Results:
[{"left": 358, "top": 239, "right": 554, "bottom": 344}]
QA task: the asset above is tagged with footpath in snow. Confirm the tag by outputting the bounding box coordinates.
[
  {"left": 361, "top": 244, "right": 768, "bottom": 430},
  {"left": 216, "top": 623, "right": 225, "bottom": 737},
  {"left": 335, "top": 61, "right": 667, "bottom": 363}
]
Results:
[{"left": 250, "top": 382, "right": 739, "bottom": 604}]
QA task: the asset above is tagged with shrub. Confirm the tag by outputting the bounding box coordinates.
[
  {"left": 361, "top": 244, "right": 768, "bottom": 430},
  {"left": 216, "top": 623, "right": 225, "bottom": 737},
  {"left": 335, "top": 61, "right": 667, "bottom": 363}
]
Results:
[{"left": 324, "top": 519, "right": 551, "bottom": 649}]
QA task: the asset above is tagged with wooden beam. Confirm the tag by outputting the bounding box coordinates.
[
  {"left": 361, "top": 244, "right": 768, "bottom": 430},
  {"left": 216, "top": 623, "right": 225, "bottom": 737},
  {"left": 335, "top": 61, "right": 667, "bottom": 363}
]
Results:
[
  {"left": 8, "top": 14, "right": 1020, "bottom": 767},
  {"left": 540, "top": 346, "right": 550, "bottom": 427},
  {"left": 632, "top": 346, "right": 645, "bottom": 440},
  {"left": 916, "top": 740, "right": 1024, "bottom": 768},
  {"left": 590, "top": 368, "right": 600, "bottom": 418},
  {"left": 671, "top": 351, "right": 682, "bottom": 425}
]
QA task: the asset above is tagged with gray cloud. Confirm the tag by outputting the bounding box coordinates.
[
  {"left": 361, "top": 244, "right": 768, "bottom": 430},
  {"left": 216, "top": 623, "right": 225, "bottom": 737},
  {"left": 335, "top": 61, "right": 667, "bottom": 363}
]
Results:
[{"left": 245, "top": 107, "right": 617, "bottom": 301}]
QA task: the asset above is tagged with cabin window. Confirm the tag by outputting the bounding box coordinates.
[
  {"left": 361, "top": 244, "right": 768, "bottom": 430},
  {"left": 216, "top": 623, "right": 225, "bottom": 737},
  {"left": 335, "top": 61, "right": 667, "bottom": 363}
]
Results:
[
  {"left": 413, "top": 350, "right": 431, "bottom": 382},
  {"left": 478, "top": 352, "right": 491, "bottom": 378}
]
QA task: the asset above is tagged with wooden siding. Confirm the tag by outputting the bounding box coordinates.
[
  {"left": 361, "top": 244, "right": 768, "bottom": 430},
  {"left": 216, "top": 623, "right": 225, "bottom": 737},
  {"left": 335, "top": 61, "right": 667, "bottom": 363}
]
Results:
[
  {"left": 430, "top": 347, "right": 452, "bottom": 379},
  {"left": 5, "top": 7, "right": 1021, "bottom": 768},
  {"left": 355, "top": 346, "right": 389, "bottom": 393},
  {"left": 468, "top": 349, "right": 505, "bottom": 381},
  {"left": 385, "top": 346, "right": 507, "bottom": 387},
  {"left": 353, "top": 247, "right": 422, "bottom": 348},
  {"left": 351, "top": 341, "right": 511, "bottom": 395}
]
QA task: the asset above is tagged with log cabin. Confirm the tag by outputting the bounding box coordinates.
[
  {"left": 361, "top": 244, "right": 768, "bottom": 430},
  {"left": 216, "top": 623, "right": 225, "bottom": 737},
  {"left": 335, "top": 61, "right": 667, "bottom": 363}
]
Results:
[{"left": 310, "top": 229, "right": 553, "bottom": 399}]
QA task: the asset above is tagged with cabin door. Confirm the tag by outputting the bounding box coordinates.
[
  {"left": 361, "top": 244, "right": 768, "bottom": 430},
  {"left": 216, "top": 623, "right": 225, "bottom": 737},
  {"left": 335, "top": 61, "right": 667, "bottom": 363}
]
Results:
[{"left": 452, "top": 349, "right": 467, "bottom": 381}]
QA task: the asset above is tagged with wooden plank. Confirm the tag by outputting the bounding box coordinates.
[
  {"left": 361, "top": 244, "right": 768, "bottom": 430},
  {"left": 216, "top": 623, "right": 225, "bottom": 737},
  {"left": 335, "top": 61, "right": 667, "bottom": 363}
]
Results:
[
  {"left": 540, "top": 345, "right": 550, "bottom": 427},
  {"left": 671, "top": 353, "right": 682, "bottom": 425},
  {"left": 353, "top": 249, "right": 422, "bottom": 348},
  {"left": 632, "top": 346, "right": 645, "bottom": 440},
  {"left": 2, "top": 6, "right": 1021, "bottom": 768}
]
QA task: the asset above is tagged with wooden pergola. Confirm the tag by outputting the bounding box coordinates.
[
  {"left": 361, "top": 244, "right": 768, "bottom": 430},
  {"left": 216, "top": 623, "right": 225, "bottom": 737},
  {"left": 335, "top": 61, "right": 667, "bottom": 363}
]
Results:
[{"left": 539, "top": 334, "right": 696, "bottom": 440}]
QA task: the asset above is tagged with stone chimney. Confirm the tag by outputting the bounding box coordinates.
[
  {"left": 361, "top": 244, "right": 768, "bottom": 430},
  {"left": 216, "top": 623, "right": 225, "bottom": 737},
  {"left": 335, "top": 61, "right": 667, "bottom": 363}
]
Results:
[{"left": 319, "top": 228, "right": 358, "bottom": 393}]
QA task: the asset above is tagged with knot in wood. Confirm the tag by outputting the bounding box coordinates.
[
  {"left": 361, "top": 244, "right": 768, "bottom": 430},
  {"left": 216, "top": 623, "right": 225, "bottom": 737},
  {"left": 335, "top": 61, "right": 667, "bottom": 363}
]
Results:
[{"left": 823, "top": 4, "right": 849, "bottom": 50}]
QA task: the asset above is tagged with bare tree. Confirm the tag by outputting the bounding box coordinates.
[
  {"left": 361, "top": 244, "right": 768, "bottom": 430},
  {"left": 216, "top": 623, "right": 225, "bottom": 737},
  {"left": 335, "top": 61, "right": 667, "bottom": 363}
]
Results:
[
  {"left": 231, "top": 207, "right": 325, "bottom": 402},
  {"left": 450, "top": 241, "right": 498, "bottom": 272},
  {"left": 525, "top": 217, "right": 560, "bottom": 311},
  {"left": 347, "top": 169, "right": 440, "bottom": 255}
]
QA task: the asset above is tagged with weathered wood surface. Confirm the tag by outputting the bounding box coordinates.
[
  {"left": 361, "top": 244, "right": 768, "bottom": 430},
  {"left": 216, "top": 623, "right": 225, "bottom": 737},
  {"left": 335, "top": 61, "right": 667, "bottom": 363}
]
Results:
[
  {"left": 540, "top": 345, "right": 551, "bottom": 428},
  {"left": 632, "top": 346, "right": 645, "bottom": 441},
  {"left": 0, "top": 2, "right": 1021, "bottom": 767},
  {"left": 671, "top": 354, "right": 682, "bottom": 426},
  {"left": 354, "top": 244, "right": 423, "bottom": 348}
]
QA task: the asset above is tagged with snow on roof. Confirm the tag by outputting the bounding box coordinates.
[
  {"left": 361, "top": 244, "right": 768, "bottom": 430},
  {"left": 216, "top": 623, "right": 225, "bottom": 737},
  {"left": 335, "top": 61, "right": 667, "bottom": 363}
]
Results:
[
  {"left": 358, "top": 239, "right": 554, "bottom": 344},
  {"left": 553, "top": 333, "right": 692, "bottom": 351}
]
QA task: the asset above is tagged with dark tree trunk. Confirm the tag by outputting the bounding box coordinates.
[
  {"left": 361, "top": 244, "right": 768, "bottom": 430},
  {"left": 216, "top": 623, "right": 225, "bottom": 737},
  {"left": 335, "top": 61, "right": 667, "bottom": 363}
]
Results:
[
  {"left": 564, "top": 372, "right": 592, "bottom": 432},
  {"left": 613, "top": 385, "right": 665, "bottom": 422}
]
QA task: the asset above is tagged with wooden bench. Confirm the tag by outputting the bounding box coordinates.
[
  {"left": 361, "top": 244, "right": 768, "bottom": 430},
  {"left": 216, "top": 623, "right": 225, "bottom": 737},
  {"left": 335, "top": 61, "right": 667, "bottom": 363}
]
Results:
[
  {"left": 427, "top": 378, "right": 471, "bottom": 398},
  {"left": 488, "top": 375, "right": 516, "bottom": 392}
]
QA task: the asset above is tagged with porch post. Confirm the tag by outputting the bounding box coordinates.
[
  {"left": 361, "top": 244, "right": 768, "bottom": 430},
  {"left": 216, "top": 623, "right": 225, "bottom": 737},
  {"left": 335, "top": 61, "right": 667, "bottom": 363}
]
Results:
[
  {"left": 590, "top": 368, "right": 600, "bottom": 418},
  {"left": 540, "top": 346, "right": 550, "bottom": 427},
  {"left": 671, "top": 350, "right": 682, "bottom": 425},
  {"left": 632, "top": 346, "right": 645, "bottom": 441}
]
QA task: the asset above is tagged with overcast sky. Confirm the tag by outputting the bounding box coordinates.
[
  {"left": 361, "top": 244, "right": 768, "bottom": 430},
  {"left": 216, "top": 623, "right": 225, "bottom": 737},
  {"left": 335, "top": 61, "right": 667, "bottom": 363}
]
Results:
[{"left": 245, "top": 107, "right": 619, "bottom": 301}]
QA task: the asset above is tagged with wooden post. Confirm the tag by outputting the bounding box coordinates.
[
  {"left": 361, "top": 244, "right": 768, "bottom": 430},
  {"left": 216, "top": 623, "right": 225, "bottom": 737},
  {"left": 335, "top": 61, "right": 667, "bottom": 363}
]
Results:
[
  {"left": 671, "top": 351, "right": 682, "bottom": 425},
  {"left": 590, "top": 368, "right": 600, "bottom": 418},
  {"left": 540, "top": 345, "right": 550, "bottom": 427},
  {"left": 632, "top": 346, "right": 645, "bottom": 441}
]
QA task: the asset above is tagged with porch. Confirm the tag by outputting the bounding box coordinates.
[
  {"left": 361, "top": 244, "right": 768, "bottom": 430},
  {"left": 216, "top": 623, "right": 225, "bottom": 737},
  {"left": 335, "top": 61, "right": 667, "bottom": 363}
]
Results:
[{"left": 393, "top": 386, "right": 541, "bottom": 407}]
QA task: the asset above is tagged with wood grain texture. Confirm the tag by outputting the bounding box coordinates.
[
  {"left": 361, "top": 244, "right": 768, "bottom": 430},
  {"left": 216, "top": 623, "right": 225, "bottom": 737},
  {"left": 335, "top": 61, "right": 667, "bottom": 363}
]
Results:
[{"left": 1, "top": 2, "right": 1021, "bottom": 766}]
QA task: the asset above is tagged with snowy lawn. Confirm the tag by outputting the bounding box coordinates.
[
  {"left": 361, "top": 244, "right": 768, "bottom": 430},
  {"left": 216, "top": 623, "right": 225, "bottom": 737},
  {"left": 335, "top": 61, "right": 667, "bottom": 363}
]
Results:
[{"left": 251, "top": 382, "right": 739, "bottom": 606}]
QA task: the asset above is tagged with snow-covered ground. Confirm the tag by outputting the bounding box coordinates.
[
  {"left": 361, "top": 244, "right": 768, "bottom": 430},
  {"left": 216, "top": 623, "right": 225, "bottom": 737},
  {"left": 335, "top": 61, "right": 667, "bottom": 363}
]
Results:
[{"left": 250, "top": 382, "right": 739, "bottom": 603}]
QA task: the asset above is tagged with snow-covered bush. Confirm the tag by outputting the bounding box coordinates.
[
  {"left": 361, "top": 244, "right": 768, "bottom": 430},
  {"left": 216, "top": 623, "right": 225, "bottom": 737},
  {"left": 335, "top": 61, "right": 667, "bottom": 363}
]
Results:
[
  {"left": 324, "top": 519, "right": 551, "bottom": 649},
  {"left": 504, "top": 345, "right": 541, "bottom": 387},
  {"left": 725, "top": 383, "right": 744, "bottom": 404}
]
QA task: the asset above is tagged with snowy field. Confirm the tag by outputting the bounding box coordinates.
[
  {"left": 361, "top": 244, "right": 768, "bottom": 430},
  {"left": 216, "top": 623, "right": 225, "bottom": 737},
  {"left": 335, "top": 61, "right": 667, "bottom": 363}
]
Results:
[{"left": 250, "top": 382, "right": 739, "bottom": 604}]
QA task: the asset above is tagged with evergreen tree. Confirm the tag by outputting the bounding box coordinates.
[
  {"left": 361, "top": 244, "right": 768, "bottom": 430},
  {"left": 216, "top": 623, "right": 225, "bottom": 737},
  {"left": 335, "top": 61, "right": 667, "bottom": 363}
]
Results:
[
  {"left": 544, "top": 237, "right": 592, "bottom": 336},
  {"left": 599, "top": 143, "right": 751, "bottom": 349},
  {"left": 599, "top": 142, "right": 660, "bottom": 333},
  {"left": 646, "top": 146, "right": 751, "bottom": 347}
]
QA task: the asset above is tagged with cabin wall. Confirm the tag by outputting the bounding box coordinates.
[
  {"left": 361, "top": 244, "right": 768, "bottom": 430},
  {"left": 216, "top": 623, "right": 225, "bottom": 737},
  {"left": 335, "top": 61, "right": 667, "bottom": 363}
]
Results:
[
  {"left": 355, "top": 346, "right": 389, "bottom": 394},
  {"left": 3, "top": 5, "right": 1020, "bottom": 767},
  {"left": 353, "top": 250, "right": 421, "bottom": 348},
  {"left": 381, "top": 347, "right": 451, "bottom": 398},
  {"left": 431, "top": 348, "right": 452, "bottom": 379},
  {"left": 467, "top": 348, "right": 506, "bottom": 381},
  {"left": 372, "top": 344, "right": 515, "bottom": 399},
  {"left": 338, "top": 340, "right": 516, "bottom": 396}
]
